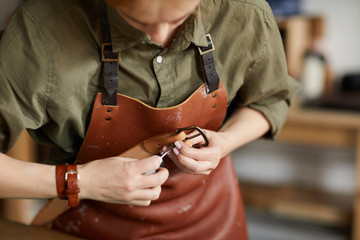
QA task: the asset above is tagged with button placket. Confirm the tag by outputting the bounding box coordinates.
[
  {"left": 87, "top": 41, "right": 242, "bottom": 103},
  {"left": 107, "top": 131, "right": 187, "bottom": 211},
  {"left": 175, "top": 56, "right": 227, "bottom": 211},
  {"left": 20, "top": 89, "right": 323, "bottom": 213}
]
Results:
[{"left": 153, "top": 54, "right": 173, "bottom": 107}]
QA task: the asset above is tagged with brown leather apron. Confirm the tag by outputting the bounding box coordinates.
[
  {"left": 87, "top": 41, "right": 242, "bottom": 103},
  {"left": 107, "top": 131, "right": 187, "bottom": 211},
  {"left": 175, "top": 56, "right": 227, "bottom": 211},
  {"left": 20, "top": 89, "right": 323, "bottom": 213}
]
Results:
[{"left": 51, "top": 18, "right": 248, "bottom": 240}]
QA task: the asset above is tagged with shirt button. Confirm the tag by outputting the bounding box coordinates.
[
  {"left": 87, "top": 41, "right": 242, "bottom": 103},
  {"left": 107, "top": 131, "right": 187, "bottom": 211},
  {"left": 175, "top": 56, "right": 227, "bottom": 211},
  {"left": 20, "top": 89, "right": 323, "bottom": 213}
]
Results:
[{"left": 156, "top": 56, "right": 163, "bottom": 63}]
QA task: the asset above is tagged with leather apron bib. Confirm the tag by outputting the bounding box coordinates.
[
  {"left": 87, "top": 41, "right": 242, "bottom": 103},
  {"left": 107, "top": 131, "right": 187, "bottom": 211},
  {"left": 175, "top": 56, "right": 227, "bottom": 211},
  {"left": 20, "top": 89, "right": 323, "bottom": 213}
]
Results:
[{"left": 51, "top": 22, "right": 248, "bottom": 240}]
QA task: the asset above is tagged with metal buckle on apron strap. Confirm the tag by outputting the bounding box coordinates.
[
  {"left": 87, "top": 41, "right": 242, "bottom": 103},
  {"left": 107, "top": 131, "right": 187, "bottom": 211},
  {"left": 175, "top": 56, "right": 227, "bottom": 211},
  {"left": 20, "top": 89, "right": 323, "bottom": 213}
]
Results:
[
  {"left": 101, "top": 43, "right": 121, "bottom": 62},
  {"left": 197, "top": 34, "right": 220, "bottom": 94},
  {"left": 198, "top": 34, "right": 215, "bottom": 55}
]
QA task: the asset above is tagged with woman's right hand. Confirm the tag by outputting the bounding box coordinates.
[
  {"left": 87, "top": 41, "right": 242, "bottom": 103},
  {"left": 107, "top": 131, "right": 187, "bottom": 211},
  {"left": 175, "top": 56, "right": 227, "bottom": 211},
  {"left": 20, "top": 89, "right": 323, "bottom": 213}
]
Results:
[{"left": 77, "top": 155, "right": 168, "bottom": 206}]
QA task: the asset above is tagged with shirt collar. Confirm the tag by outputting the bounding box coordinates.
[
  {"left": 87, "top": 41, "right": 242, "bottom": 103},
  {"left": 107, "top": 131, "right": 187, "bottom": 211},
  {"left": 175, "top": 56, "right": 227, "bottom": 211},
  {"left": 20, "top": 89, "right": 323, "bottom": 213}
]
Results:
[
  {"left": 169, "top": 5, "right": 208, "bottom": 52},
  {"left": 107, "top": 5, "right": 149, "bottom": 52},
  {"left": 106, "top": 4, "right": 208, "bottom": 53}
]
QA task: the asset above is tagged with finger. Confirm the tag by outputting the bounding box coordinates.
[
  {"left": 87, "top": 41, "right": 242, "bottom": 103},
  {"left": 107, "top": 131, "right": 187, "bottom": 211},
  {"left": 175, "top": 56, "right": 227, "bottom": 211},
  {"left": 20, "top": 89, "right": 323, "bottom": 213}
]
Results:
[
  {"left": 185, "top": 131, "right": 206, "bottom": 146},
  {"left": 173, "top": 140, "right": 214, "bottom": 162},
  {"left": 132, "top": 155, "right": 162, "bottom": 174},
  {"left": 124, "top": 200, "right": 152, "bottom": 207},
  {"left": 175, "top": 153, "right": 214, "bottom": 173},
  {"left": 169, "top": 155, "right": 212, "bottom": 175},
  {"left": 106, "top": 197, "right": 152, "bottom": 206},
  {"left": 167, "top": 153, "right": 193, "bottom": 174},
  {"left": 168, "top": 149, "right": 213, "bottom": 174},
  {"left": 159, "top": 145, "right": 168, "bottom": 155},
  {"left": 139, "top": 167, "right": 169, "bottom": 189},
  {"left": 198, "top": 170, "right": 212, "bottom": 175},
  {"left": 129, "top": 185, "right": 162, "bottom": 202}
]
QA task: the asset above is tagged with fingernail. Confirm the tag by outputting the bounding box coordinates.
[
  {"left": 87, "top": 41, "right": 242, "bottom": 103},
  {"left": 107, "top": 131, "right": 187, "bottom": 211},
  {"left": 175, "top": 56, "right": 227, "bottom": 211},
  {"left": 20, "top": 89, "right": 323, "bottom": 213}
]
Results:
[
  {"left": 160, "top": 145, "right": 167, "bottom": 154},
  {"left": 173, "top": 147, "right": 179, "bottom": 156},
  {"left": 174, "top": 141, "right": 181, "bottom": 149}
]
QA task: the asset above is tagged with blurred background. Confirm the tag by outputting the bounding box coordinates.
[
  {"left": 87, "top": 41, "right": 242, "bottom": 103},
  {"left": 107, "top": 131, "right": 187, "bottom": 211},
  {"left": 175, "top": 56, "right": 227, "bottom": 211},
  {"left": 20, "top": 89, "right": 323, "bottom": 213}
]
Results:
[
  {"left": 234, "top": 0, "right": 360, "bottom": 240},
  {"left": 0, "top": 0, "right": 360, "bottom": 239}
]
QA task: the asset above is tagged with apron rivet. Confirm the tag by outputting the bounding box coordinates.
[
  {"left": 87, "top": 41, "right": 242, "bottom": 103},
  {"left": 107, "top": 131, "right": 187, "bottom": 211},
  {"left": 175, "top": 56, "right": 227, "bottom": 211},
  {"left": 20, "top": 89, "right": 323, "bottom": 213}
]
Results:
[
  {"left": 107, "top": 108, "right": 112, "bottom": 112},
  {"left": 212, "top": 93, "right": 216, "bottom": 98},
  {"left": 106, "top": 117, "right": 111, "bottom": 121},
  {"left": 212, "top": 104, "right": 217, "bottom": 108}
]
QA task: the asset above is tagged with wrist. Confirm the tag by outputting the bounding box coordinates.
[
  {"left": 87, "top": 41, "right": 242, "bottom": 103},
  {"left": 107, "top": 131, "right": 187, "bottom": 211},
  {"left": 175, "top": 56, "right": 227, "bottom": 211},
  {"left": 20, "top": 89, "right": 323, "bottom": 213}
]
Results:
[
  {"left": 77, "top": 164, "right": 89, "bottom": 200},
  {"left": 217, "top": 131, "right": 238, "bottom": 157}
]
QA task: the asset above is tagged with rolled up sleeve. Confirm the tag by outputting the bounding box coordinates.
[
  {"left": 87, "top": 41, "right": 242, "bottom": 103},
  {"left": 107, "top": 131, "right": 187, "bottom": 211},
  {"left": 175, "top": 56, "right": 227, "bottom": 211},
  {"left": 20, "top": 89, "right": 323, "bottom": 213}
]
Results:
[{"left": 234, "top": 4, "right": 301, "bottom": 138}]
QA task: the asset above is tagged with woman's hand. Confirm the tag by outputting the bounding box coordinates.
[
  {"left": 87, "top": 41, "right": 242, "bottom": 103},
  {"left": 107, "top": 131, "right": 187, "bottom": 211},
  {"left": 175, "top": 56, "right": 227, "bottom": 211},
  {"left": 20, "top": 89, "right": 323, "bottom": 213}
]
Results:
[
  {"left": 166, "top": 130, "right": 227, "bottom": 175},
  {"left": 78, "top": 155, "right": 169, "bottom": 206},
  {"left": 166, "top": 107, "right": 271, "bottom": 175}
]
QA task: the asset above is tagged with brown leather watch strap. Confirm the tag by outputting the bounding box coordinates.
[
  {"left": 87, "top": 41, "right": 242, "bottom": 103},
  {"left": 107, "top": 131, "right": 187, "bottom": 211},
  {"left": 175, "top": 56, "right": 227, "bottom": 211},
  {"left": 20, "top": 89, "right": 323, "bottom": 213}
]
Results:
[
  {"left": 65, "top": 165, "right": 80, "bottom": 208},
  {"left": 55, "top": 164, "right": 67, "bottom": 200}
]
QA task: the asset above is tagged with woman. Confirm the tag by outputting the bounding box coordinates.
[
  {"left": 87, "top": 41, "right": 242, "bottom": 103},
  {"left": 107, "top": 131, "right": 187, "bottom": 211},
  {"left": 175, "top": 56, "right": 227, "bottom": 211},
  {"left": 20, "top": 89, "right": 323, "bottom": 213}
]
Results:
[{"left": 0, "top": 0, "right": 299, "bottom": 239}]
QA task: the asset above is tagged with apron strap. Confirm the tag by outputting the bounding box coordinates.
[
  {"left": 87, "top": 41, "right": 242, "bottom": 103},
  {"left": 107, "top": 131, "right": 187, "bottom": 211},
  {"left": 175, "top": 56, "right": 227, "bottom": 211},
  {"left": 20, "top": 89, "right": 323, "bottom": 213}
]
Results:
[
  {"left": 101, "top": 12, "right": 120, "bottom": 106},
  {"left": 198, "top": 34, "right": 220, "bottom": 94}
]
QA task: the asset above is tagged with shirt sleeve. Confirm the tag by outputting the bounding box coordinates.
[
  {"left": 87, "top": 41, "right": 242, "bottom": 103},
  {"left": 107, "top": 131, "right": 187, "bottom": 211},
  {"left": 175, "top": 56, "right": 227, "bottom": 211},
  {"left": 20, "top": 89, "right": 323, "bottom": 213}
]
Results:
[
  {"left": 0, "top": 6, "right": 51, "bottom": 153},
  {"left": 232, "top": 3, "right": 301, "bottom": 138}
]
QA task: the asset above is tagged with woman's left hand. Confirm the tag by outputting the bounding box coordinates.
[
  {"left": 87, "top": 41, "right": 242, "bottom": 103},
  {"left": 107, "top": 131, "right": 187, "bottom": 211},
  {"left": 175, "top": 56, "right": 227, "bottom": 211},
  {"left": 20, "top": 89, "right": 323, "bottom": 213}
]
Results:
[{"left": 165, "top": 129, "right": 226, "bottom": 175}]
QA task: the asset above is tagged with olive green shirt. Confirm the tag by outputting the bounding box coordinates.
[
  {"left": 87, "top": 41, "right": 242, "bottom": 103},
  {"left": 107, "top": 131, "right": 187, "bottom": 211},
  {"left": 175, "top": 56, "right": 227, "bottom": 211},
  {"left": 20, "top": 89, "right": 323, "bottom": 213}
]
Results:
[{"left": 0, "top": 0, "right": 299, "bottom": 163}]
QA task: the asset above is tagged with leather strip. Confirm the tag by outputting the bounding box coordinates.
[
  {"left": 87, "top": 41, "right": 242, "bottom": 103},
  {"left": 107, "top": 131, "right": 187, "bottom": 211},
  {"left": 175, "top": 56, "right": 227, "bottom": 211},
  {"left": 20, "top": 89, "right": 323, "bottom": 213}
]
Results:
[
  {"left": 102, "top": 61, "right": 119, "bottom": 106},
  {"left": 198, "top": 34, "right": 220, "bottom": 94},
  {"left": 142, "top": 131, "right": 192, "bottom": 154},
  {"left": 55, "top": 164, "right": 67, "bottom": 200},
  {"left": 65, "top": 165, "right": 80, "bottom": 208},
  {"left": 120, "top": 131, "right": 192, "bottom": 160},
  {"left": 101, "top": 12, "right": 120, "bottom": 106}
]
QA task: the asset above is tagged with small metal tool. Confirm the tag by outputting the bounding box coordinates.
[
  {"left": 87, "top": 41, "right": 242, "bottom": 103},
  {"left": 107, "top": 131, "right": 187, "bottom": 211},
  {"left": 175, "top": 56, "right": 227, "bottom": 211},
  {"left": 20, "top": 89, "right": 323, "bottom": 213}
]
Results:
[{"left": 143, "top": 144, "right": 174, "bottom": 175}]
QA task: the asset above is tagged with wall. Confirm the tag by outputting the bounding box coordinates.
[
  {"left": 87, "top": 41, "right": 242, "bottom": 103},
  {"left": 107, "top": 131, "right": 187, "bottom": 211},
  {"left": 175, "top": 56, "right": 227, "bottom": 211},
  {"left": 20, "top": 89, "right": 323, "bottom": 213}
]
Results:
[{"left": 301, "top": 0, "right": 360, "bottom": 77}]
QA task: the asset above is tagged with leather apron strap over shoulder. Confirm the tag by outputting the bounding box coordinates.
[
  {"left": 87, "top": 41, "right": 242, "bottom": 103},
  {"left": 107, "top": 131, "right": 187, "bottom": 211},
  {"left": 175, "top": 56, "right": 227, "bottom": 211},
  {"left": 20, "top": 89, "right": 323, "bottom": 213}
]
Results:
[
  {"left": 101, "top": 13, "right": 120, "bottom": 106},
  {"left": 198, "top": 34, "right": 220, "bottom": 94}
]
